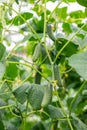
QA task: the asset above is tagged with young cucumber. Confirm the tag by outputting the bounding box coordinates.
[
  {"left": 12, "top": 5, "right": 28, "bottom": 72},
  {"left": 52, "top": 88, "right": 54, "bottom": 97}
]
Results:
[
  {"left": 41, "top": 84, "right": 52, "bottom": 107},
  {"left": 46, "top": 24, "right": 56, "bottom": 41},
  {"left": 35, "top": 66, "right": 42, "bottom": 84},
  {"left": 53, "top": 64, "right": 62, "bottom": 87},
  {"left": 32, "top": 43, "right": 41, "bottom": 62}
]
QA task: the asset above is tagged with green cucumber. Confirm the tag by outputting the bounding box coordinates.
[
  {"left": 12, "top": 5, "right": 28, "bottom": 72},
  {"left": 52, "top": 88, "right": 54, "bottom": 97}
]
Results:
[
  {"left": 35, "top": 66, "right": 42, "bottom": 84},
  {"left": 32, "top": 43, "right": 41, "bottom": 62},
  {"left": 41, "top": 84, "right": 52, "bottom": 107},
  {"left": 46, "top": 24, "right": 56, "bottom": 41},
  {"left": 53, "top": 64, "right": 62, "bottom": 87}
]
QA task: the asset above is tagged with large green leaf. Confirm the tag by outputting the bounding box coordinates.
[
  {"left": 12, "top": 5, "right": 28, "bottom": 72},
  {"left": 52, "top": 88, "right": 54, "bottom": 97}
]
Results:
[
  {"left": 70, "top": 10, "right": 85, "bottom": 19},
  {"left": 72, "top": 115, "right": 87, "bottom": 130},
  {"left": 76, "top": 0, "right": 87, "bottom": 7},
  {"left": 28, "top": 84, "right": 44, "bottom": 110},
  {"left": 68, "top": 51, "right": 87, "bottom": 80},
  {"left": 13, "top": 82, "right": 31, "bottom": 104},
  {"left": 48, "top": 105, "right": 64, "bottom": 119},
  {"left": 56, "top": 37, "right": 78, "bottom": 57}
]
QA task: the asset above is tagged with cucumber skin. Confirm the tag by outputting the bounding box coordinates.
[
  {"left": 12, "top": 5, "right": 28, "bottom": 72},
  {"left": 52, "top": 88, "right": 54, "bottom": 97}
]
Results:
[
  {"left": 32, "top": 43, "right": 41, "bottom": 62},
  {"left": 41, "top": 84, "right": 52, "bottom": 107},
  {"left": 46, "top": 24, "right": 56, "bottom": 41},
  {"left": 35, "top": 66, "right": 42, "bottom": 84},
  {"left": 53, "top": 64, "right": 62, "bottom": 87}
]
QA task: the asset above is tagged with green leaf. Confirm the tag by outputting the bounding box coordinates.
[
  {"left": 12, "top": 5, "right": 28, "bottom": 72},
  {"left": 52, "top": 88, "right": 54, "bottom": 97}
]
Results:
[
  {"left": 7, "top": 12, "right": 33, "bottom": 25},
  {"left": 56, "top": 37, "right": 78, "bottom": 57},
  {"left": 72, "top": 115, "right": 87, "bottom": 130},
  {"left": 5, "top": 122, "right": 18, "bottom": 130},
  {"left": 69, "top": 10, "right": 86, "bottom": 23},
  {"left": 0, "top": 62, "right": 5, "bottom": 79},
  {"left": 0, "top": 121, "right": 5, "bottom": 130},
  {"left": 0, "top": 43, "right": 6, "bottom": 61},
  {"left": 68, "top": 51, "right": 87, "bottom": 80},
  {"left": 48, "top": 105, "right": 64, "bottom": 119},
  {"left": 62, "top": 23, "right": 72, "bottom": 35},
  {"left": 57, "top": 7, "right": 67, "bottom": 20},
  {"left": 6, "top": 63, "right": 18, "bottom": 79},
  {"left": 28, "top": 84, "right": 44, "bottom": 110},
  {"left": 76, "top": 0, "right": 87, "bottom": 7},
  {"left": 13, "top": 82, "right": 31, "bottom": 104},
  {"left": 31, "top": 122, "right": 45, "bottom": 130}
]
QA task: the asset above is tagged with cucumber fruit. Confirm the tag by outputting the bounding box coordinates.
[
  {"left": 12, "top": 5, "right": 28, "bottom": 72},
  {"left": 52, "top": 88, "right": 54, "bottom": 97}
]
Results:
[
  {"left": 53, "top": 64, "right": 62, "bottom": 87},
  {"left": 46, "top": 24, "right": 56, "bottom": 41},
  {"left": 35, "top": 66, "right": 42, "bottom": 84},
  {"left": 41, "top": 84, "right": 52, "bottom": 107},
  {"left": 32, "top": 43, "right": 41, "bottom": 62}
]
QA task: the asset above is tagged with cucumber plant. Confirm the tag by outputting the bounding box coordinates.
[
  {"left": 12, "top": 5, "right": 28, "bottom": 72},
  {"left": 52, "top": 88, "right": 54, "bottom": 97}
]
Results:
[{"left": 0, "top": 0, "right": 87, "bottom": 130}]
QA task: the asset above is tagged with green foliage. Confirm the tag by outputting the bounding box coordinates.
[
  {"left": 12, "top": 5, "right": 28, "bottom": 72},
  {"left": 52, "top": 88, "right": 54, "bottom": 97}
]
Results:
[
  {"left": 13, "top": 82, "right": 31, "bottom": 104},
  {"left": 0, "top": 62, "right": 5, "bottom": 79},
  {"left": 0, "top": 44, "right": 6, "bottom": 61},
  {"left": 76, "top": 0, "right": 87, "bottom": 7},
  {"left": 0, "top": 121, "right": 5, "bottom": 130},
  {"left": 27, "top": 84, "right": 44, "bottom": 110},
  {"left": 72, "top": 115, "right": 87, "bottom": 130},
  {"left": 68, "top": 51, "right": 87, "bottom": 80},
  {"left": 0, "top": 0, "right": 87, "bottom": 130},
  {"left": 7, "top": 12, "right": 33, "bottom": 25},
  {"left": 48, "top": 105, "right": 64, "bottom": 119}
]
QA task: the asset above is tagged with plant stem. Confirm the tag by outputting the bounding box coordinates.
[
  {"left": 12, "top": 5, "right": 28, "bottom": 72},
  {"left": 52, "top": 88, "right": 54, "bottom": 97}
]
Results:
[
  {"left": 54, "top": 23, "right": 87, "bottom": 63},
  {"left": 0, "top": 104, "right": 14, "bottom": 110},
  {"left": 67, "top": 116, "right": 74, "bottom": 130},
  {"left": 23, "top": 99, "right": 28, "bottom": 130},
  {"left": 43, "top": 0, "right": 53, "bottom": 64},
  {"left": 48, "top": 0, "right": 63, "bottom": 21},
  {"left": 55, "top": 89, "right": 74, "bottom": 130}
]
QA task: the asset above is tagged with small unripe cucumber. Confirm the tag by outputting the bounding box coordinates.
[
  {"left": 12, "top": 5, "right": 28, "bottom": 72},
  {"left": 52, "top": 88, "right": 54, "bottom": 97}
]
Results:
[
  {"left": 32, "top": 43, "right": 41, "bottom": 62},
  {"left": 46, "top": 24, "right": 56, "bottom": 41},
  {"left": 35, "top": 66, "right": 42, "bottom": 84},
  {"left": 41, "top": 84, "right": 52, "bottom": 107},
  {"left": 53, "top": 64, "right": 62, "bottom": 87}
]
